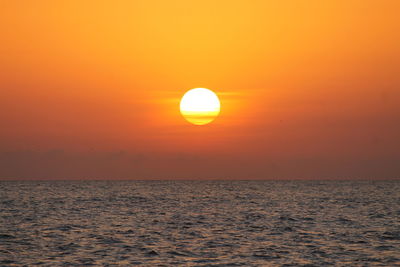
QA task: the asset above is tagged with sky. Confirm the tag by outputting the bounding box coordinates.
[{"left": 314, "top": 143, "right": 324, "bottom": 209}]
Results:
[{"left": 0, "top": 0, "right": 399, "bottom": 179}]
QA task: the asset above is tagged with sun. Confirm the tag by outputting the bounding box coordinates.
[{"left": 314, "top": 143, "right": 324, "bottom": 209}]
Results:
[{"left": 180, "top": 88, "right": 221, "bottom": 125}]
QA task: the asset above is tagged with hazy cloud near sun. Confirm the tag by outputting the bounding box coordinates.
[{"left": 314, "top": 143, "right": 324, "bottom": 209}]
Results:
[{"left": 1, "top": 149, "right": 398, "bottom": 180}]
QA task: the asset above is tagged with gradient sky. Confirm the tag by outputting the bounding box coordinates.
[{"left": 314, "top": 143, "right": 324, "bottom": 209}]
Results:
[{"left": 1, "top": 1, "right": 399, "bottom": 179}]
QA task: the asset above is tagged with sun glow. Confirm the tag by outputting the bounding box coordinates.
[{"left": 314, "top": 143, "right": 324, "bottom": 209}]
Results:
[{"left": 180, "top": 88, "right": 221, "bottom": 125}]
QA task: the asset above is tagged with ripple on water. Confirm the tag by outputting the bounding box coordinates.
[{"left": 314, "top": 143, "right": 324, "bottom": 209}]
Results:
[{"left": 0, "top": 180, "right": 399, "bottom": 266}]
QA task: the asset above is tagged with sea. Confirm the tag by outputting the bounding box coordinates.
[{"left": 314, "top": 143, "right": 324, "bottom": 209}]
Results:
[{"left": 0, "top": 180, "right": 399, "bottom": 266}]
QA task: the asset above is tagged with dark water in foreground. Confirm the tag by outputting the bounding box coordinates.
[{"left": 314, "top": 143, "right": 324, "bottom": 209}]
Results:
[{"left": 0, "top": 181, "right": 399, "bottom": 266}]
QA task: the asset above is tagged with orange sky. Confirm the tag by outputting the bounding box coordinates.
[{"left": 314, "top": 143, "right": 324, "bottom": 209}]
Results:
[{"left": 1, "top": 0, "right": 399, "bottom": 179}]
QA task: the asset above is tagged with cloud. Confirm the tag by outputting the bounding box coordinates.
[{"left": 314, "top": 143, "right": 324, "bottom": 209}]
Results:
[{"left": 0, "top": 149, "right": 399, "bottom": 180}]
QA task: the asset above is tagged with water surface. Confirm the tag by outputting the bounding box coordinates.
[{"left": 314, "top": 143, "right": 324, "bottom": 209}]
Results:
[{"left": 1, "top": 180, "right": 399, "bottom": 266}]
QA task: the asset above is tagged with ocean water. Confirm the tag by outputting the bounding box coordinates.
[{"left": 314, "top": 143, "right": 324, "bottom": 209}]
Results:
[{"left": 0, "top": 180, "right": 399, "bottom": 266}]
